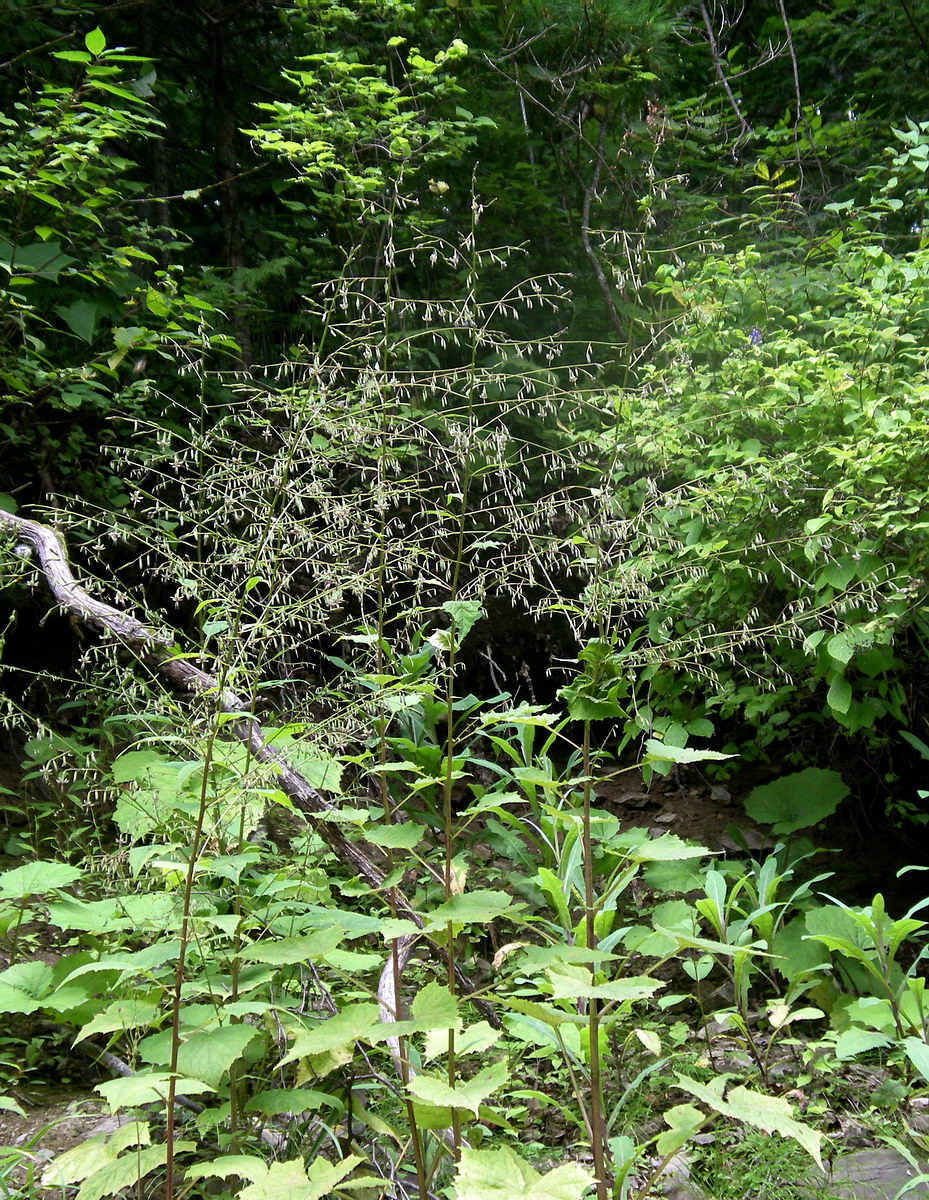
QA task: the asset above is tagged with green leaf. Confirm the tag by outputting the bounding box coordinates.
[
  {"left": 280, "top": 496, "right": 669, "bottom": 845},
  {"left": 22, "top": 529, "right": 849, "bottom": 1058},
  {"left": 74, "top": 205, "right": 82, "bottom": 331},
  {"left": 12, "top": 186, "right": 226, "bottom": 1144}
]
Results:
[
  {"left": 644, "top": 740, "right": 734, "bottom": 764},
  {"left": 237, "top": 1156, "right": 361, "bottom": 1200},
  {"left": 442, "top": 600, "right": 484, "bottom": 645},
  {"left": 42, "top": 1121, "right": 151, "bottom": 1188},
  {"left": 0, "top": 861, "right": 83, "bottom": 898},
  {"left": 453, "top": 1144, "right": 594, "bottom": 1199},
  {"left": 175, "top": 1025, "right": 263, "bottom": 1088},
  {"left": 280, "top": 1003, "right": 380, "bottom": 1065},
  {"left": 408, "top": 1059, "right": 508, "bottom": 1115},
  {"left": 547, "top": 966, "right": 662, "bottom": 1004},
  {"left": 365, "top": 822, "right": 425, "bottom": 849},
  {"left": 630, "top": 835, "right": 711, "bottom": 862},
  {"left": 826, "top": 633, "right": 853, "bottom": 665},
  {"left": 674, "top": 1075, "right": 821, "bottom": 1167},
  {"left": 411, "top": 981, "right": 460, "bottom": 1029},
  {"left": 244, "top": 1089, "right": 340, "bottom": 1115},
  {"left": 85, "top": 27, "right": 107, "bottom": 55},
  {"left": 744, "top": 768, "right": 849, "bottom": 834},
  {"left": 834, "top": 1028, "right": 893, "bottom": 1060},
  {"left": 239, "top": 929, "right": 343, "bottom": 964},
  {"left": 77, "top": 1143, "right": 194, "bottom": 1200},
  {"left": 827, "top": 674, "right": 853, "bottom": 715},
  {"left": 75, "top": 999, "right": 159, "bottom": 1044},
  {"left": 96, "top": 1072, "right": 214, "bottom": 1111},
  {"left": 185, "top": 1156, "right": 267, "bottom": 1184},
  {"left": 656, "top": 1104, "right": 706, "bottom": 1157},
  {"left": 903, "top": 1037, "right": 929, "bottom": 1081},
  {"left": 422, "top": 890, "right": 515, "bottom": 931},
  {"left": 56, "top": 299, "right": 99, "bottom": 343}
]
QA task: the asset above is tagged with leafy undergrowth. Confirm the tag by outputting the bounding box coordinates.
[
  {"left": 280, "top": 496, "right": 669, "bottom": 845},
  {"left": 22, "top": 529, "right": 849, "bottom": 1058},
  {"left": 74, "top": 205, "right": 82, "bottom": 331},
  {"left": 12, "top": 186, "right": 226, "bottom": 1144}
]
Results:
[{"left": 1, "top": 667, "right": 929, "bottom": 1200}]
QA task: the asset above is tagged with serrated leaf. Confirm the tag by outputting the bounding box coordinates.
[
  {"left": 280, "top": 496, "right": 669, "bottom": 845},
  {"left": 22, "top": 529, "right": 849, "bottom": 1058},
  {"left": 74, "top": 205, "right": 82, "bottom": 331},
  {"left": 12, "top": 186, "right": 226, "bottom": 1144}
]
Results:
[
  {"left": 77, "top": 1144, "right": 194, "bottom": 1200},
  {"left": 95, "top": 1073, "right": 214, "bottom": 1111},
  {"left": 175, "top": 1025, "right": 263, "bottom": 1088},
  {"left": 408, "top": 1059, "right": 508, "bottom": 1115},
  {"left": 834, "top": 1028, "right": 893, "bottom": 1060},
  {"left": 75, "top": 999, "right": 159, "bottom": 1045},
  {"left": 656, "top": 1104, "right": 705, "bottom": 1156},
  {"left": 280, "top": 1003, "right": 380, "bottom": 1066},
  {"left": 237, "top": 1155, "right": 361, "bottom": 1200},
  {"left": 185, "top": 1156, "right": 267, "bottom": 1184},
  {"left": 630, "top": 834, "right": 711, "bottom": 862},
  {"left": 364, "top": 822, "right": 425, "bottom": 849},
  {"left": 644, "top": 740, "right": 734, "bottom": 764},
  {"left": 422, "top": 890, "right": 515, "bottom": 931},
  {"left": 411, "top": 980, "right": 460, "bottom": 1028},
  {"left": 674, "top": 1074, "right": 821, "bottom": 1167},
  {"left": 547, "top": 966, "right": 662, "bottom": 1004},
  {"left": 453, "top": 1144, "right": 594, "bottom": 1199},
  {"left": 0, "top": 860, "right": 83, "bottom": 897},
  {"left": 42, "top": 1121, "right": 151, "bottom": 1188},
  {"left": 239, "top": 928, "right": 343, "bottom": 964}
]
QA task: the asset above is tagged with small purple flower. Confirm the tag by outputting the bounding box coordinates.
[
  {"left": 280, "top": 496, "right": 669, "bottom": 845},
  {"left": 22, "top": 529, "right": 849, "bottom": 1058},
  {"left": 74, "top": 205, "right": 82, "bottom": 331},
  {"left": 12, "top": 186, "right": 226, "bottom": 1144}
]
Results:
[{"left": 749, "top": 327, "right": 763, "bottom": 346}]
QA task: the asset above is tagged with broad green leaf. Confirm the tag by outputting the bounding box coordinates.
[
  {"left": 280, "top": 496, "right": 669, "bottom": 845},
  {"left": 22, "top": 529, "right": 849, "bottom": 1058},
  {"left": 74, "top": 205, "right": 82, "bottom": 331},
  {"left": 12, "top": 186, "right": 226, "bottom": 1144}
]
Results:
[
  {"left": 547, "top": 966, "right": 662, "bottom": 1004},
  {"left": 903, "top": 1036, "right": 929, "bottom": 1081},
  {"left": 0, "top": 860, "right": 83, "bottom": 897},
  {"left": 56, "top": 299, "right": 98, "bottom": 343},
  {"left": 744, "top": 768, "right": 848, "bottom": 834},
  {"left": 630, "top": 834, "right": 711, "bottom": 862},
  {"left": 76, "top": 1144, "right": 194, "bottom": 1200},
  {"left": 280, "top": 1003, "right": 380, "bottom": 1065},
  {"left": 0, "top": 1096, "right": 25, "bottom": 1115},
  {"left": 501, "top": 996, "right": 587, "bottom": 1028},
  {"left": 245, "top": 1088, "right": 341, "bottom": 1115},
  {"left": 239, "top": 928, "right": 343, "bottom": 964},
  {"left": 408, "top": 1059, "right": 508, "bottom": 1115},
  {"left": 422, "top": 890, "right": 515, "bottom": 931},
  {"left": 85, "top": 27, "right": 106, "bottom": 55},
  {"left": 75, "top": 999, "right": 159, "bottom": 1044},
  {"left": 656, "top": 1104, "right": 706, "bottom": 1156},
  {"left": 61, "top": 941, "right": 181, "bottom": 983},
  {"left": 457, "top": 1021, "right": 503, "bottom": 1056},
  {"left": 834, "top": 1028, "right": 893, "bottom": 1060},
  {"left": 364, "top": 822, "right": 425, "bottom": 849},
  {"left": 827, "top": 675, "right": 852, "bottom": 715},
  {"left": 95, "top": 1072, "right": 214, "bottom": 1111},
  {"left": 674, "top": 1074, "right": 821, "bottom": 1167},
  {"left": 42, "top": 1121, "right": 151, "bottom": 1187},
  {"left": 185, "top": 1155, "right": 266, "bottom": 1184},
  {"left": 442, "top": 600, "right": 484, "bottom": 645},
  {"left": 0, "top": 985, "right": 44, "bottom": 1014},
  {"left": 175, "top": 1025, "right": 263, "bottom": 1088},
  {"left": 827, "top": 633, "right": 853, "bottom": 665},
  {"left": 237, "top": 1155, "right": 361, "bottom": 1200},
  {"left": 411, "top": 980, "right": 460, "bottom": 1028},
  {"left": 644, "top": 740, "right": 734, "bottom": 764},
  {"left": 453, "top": 1144, "right": 594, "bottom": 1200}
]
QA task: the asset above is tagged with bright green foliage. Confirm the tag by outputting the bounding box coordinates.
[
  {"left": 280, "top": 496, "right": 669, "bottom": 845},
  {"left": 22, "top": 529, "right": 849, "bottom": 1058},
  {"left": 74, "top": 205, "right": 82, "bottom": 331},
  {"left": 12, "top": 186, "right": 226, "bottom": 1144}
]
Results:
[
  {"left": 0, "top": 28, "right": 232, "bottom": 506},
  {"left": 584, "top": 188, "right": 929, "bottom": 755},
  {"left": 452, "top": 1144, "right": 594, "bottom": 1199}
]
